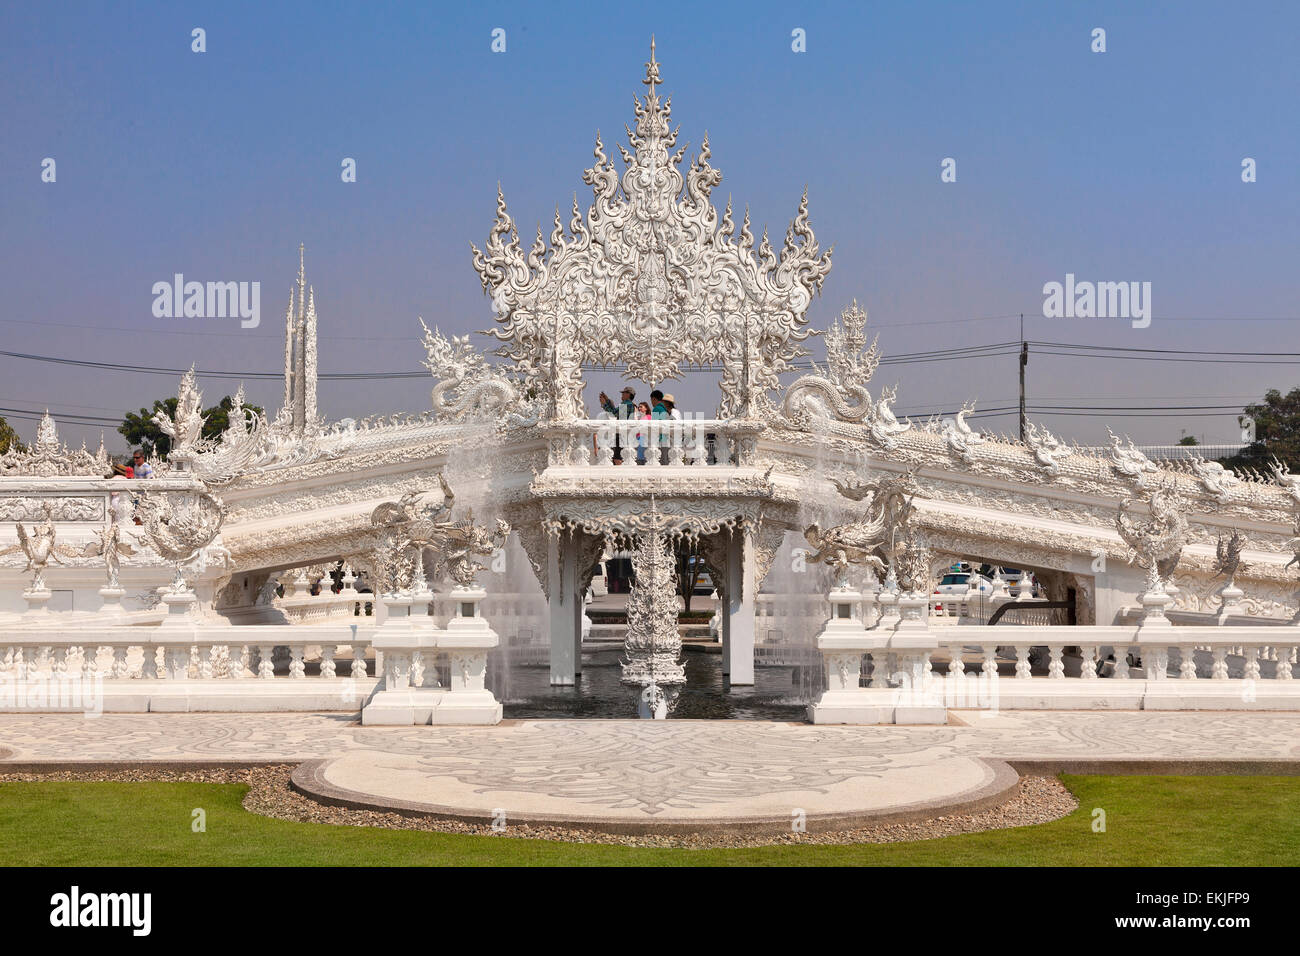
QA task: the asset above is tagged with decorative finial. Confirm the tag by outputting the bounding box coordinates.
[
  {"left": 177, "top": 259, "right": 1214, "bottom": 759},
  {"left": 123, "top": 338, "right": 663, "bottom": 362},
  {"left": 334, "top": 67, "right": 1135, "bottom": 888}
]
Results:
[{"left": 644, "top": 36, "right": 660, "bottom": 96}]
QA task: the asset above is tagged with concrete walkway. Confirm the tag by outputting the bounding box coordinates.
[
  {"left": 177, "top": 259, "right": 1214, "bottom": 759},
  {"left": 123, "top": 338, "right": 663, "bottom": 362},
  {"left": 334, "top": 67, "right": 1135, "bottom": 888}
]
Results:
[{"left": 2, "top": 711, "right": 1298, "bottom": 835}]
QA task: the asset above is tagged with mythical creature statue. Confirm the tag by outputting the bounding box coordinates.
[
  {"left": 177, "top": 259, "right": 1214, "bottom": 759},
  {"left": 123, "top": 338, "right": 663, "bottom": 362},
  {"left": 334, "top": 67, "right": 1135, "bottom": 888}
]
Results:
[
  {"left": 942, "top": 401, "right": 985, "bottom": 463},
  {"left": 369, "top": 474, "right": 457, "bottom": 591},
  {"left": 804, "top": 472, "right": 917, "bottom": 586},
  {"left": 435, "top": 511, "right": 511, "bottom": 587},
  {"left": 12, "top": 503, "right": 63, "bottom": 590},
  {"left": 74, "top": 518, "right": 138, "bottom": 589},
  {"left": 188, "top": 386, "right": 277, "bottom": 485},
  {"left": 869, "top": 385, "right": 912, "bottom": 449},
  {"left": 781, "top": 301, "right": 879, "bottom": 423},
  {"left": 134, "top": 490, "right": 227, "bottom": 592},
  {"left": 1286, "top": 515, "right": 1300, "bottom": 572},
  {"left": 803, "top": 520, "right": 888, "bottom": 585},
  {"left": 1107, "top": 430, "right": 1158, "bottom": 485},
  {"left": 831, "top": 472, "right": 917, "bottom": 561},
  {"left": 1185, "top": 456, "right": 1240, "bottom": 503},
  {"left": 1115, "top": 488, "right": 1189, "bottom": 593},
  {"left": 1025, "top": 421, "right": 1071, "bottom": 475},
  {"left": 893, "top": 538, "right": 933, "bottom": 595},
  {"left": 1271, "top": 459, "right": 1300, "bottom": 505},
  {"left": 1213, "top": 530, "right": 1246, "bottom": 588},
  {"left": 419, "top": 320, "right": 526, "bottom": 424},
  {"left": 152, "top": 366, "right": 208, "bottom": 463}
]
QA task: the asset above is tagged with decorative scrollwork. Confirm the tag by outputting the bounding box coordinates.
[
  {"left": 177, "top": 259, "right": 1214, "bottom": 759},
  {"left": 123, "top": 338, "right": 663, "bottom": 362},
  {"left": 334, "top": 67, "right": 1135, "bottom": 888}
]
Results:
[{"left": 471, "top": 39, "right": 831, "bottom": 420}]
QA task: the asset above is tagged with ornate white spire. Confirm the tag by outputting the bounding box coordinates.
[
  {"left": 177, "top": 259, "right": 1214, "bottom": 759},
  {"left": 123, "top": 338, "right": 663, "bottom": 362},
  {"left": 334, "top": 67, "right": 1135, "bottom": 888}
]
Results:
[{"left": 279, "top": 244, "right": 320, "bottom": 435}]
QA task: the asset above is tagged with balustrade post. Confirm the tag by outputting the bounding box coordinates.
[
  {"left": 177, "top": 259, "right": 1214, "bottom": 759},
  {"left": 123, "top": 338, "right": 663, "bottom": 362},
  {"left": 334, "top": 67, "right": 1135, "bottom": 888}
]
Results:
[
  {"left": 320, "top": 646, "right": 336, "bottom": 679},
  {"left": 1046, "top": 645, "right": 1065, "bottom": 679},
  {"left": 257, "top": 644, "right": 275, "bottom": 679},
  {"left": 1014, "top": 645, "right": 1032, "bottom": 679},
  {"left": 1146, "top": 647, "right": 1169, "bottom": 681},
  {"left": 1079, "top": 645, "right": 1098, "bottom": 679},
  {"left": 644, "top": 423, "right": 660, "bottom": 467},
  {"left": 289, "top": 645, "right": 306, "bottom": 679},
  {"left": 1210, "top": 647, "right": 1229, "bottom": 680},
  {"left": 140, "top": 646, "right": 158, "bottom": 680},
  {"left": 79, "top": 647, "right": 99, "bottom": 681},
  {"left": 1110, "top": 646, "right": 1129, "bottom": 679},
  {"left": 1178, "top": 645, "right": 1198, "bottom": 680},
  {"left": 1243, "top": 647, "right": 1261, "bottom": 682},
  {"left": 1278, "top": 648, "right": 1295, "bottom": 681},
  {"left": 350, "top": 645, "right": 368, "bottom": 678},
  {"left": 197, "top": 645, "right": 215, "bottom": 680}
]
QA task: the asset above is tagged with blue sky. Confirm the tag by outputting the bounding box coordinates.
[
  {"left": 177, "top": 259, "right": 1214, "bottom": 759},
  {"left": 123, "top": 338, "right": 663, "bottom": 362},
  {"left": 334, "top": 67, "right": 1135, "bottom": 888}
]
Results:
[{"left": 2, "top": 0, "right": 1297, "bottom": 450}]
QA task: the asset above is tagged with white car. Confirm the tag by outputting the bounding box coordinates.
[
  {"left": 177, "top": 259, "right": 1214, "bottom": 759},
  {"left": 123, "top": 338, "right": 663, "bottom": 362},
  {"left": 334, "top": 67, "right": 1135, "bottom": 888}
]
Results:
[{"left": 931, "top": 571, "right": 993, "bottom": 614}]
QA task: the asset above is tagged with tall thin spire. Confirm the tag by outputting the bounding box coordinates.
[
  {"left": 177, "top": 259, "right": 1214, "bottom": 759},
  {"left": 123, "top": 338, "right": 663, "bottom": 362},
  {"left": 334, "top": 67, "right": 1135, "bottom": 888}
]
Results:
[
  {"left": 283, "top": 286, "right": 296, "bottom": 412},
  {"left": 281, "top": 243, "right": 320, "bottom": 434},
  {"left": 303, "top": 284, "right": 318, "bottom": 426},
  {"left": 644, "top": 35, "right": 659, "bottom": 97}
]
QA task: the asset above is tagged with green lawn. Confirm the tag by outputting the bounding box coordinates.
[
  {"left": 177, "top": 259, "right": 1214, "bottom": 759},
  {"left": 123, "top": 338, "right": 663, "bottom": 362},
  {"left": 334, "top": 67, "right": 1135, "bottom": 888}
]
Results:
[{"left": 0, "top": 775, "right": 1295, "bottom": 866}]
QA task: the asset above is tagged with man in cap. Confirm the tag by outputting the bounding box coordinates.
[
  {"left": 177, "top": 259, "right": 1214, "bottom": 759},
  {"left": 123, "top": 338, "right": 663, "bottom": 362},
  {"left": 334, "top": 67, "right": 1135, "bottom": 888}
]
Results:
[{"left": 598, "top": 386, "right": 637, "bottom": 464}]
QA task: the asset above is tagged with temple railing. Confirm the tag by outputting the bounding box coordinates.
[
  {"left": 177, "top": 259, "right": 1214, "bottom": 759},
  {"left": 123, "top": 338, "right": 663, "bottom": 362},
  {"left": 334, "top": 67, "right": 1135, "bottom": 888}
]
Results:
[
  {"left": 0, "top": 623, "right": 375, "bottom": 683},
  {"left": 0, "top": 588, "right": 506, "bottom": 723},
  {"left": 810, "top": 584, "right": 1300, "bottom": 721},
  {"left": 926, "top": 625, "right": 1299, "bottom": 681},
  {"left": 541, "top": 419, "right": 759, "bottom": 467}
]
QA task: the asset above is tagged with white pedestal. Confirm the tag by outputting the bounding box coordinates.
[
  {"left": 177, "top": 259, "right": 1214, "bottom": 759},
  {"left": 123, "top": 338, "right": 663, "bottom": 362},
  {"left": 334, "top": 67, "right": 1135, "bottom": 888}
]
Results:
[
  {"left": 22, "top": 588, "right": 52, "bottom": 618},
  {"left": 98, "top": 587, "right": 127, "bottom": 617},
  {"left": 807, "top": 587, "right": 893, "bottom": 724}
]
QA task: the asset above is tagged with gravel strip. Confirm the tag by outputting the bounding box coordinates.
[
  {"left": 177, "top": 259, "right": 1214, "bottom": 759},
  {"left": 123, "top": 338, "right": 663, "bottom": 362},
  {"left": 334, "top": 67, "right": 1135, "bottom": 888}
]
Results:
[{"left": 0, "top": 766, "right": 1077, "bottom": 849}]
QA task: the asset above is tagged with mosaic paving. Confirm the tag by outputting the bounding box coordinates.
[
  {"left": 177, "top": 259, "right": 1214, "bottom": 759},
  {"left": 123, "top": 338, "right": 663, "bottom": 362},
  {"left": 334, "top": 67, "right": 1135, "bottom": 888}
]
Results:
[{"left": 3, "top": 712, "right": 1298, "bottom": 827}]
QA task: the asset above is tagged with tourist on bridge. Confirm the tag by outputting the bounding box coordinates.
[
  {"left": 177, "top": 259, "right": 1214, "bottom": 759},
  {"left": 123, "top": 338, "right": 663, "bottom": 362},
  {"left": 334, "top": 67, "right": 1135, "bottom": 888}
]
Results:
[
  {"left": 634, "top": 401, "right": 652, "bottom": 464},
  {"left": 130, "top": 449, "right": 153, "bottom": 479},
  {"left": 598, "top": 386, "right": 637, "bottom": 465},
  {"left": 663, "top": 393, "right": 682, "bottom": 458},
  {"left": 650, "top": 391, "right": 671, "bottom": 464}
]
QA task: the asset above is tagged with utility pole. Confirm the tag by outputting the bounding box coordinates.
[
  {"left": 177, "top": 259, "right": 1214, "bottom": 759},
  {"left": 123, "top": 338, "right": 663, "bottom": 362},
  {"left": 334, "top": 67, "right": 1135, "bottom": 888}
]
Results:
[{"left": 1018, "top": 313, "right": 1028, "bottom": 442}]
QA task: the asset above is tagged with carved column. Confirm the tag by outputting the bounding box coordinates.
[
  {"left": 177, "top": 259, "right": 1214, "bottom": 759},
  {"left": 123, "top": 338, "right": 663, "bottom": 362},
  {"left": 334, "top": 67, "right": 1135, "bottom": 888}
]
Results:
[
  {"left": 546, "top": 530, "right": 582, "bottom": 686},
  {"left": 722, "top": 524, "right": 757, "bottom": 686}
]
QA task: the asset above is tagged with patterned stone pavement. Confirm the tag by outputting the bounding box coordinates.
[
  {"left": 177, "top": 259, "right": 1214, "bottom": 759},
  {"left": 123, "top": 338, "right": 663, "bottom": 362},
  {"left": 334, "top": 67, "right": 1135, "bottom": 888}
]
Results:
[{"left": 3, "top": 711, "right": 1298, "bottom": 829}]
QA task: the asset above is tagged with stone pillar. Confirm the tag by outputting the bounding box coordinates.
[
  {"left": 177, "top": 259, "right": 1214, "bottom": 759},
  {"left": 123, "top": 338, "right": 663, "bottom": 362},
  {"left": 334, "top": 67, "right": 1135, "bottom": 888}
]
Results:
[
  {"left": 547, "top": 533, "right": 580, "bottom": 686},
  {"left": 722, "top": 527, "right": 756, "bottom": 685},
  {"left": 808, "top": 586, "right": 890, "bottom": 724},
  {"left": 436, "top": 585, "right": 503, "bottom": 724}
]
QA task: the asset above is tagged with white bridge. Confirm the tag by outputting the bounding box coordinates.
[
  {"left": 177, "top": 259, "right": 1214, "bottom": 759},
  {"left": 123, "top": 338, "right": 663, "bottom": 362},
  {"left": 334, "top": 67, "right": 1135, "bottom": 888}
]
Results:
[{"left": 4, "top": 43, "right": 1299, "bottom": 724}]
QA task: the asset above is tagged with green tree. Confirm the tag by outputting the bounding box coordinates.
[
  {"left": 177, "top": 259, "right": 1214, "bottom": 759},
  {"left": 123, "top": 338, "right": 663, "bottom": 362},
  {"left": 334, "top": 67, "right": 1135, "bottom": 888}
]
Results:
[
  {"left": 1219, "top": 387, "right": 1300, "bottom": 473},
  {"left": 0, "top": 415, "right": 23, "bottom": 455},
  {"left": 1177, "top": 435, "right": 1199, "bottom": 446},
  {"left": 118, "top": 395, "right": 263, "bottom": 459}
]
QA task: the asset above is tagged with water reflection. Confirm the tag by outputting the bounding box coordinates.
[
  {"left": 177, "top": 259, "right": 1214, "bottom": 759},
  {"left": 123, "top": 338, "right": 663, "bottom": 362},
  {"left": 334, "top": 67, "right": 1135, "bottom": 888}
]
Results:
[{"left": 498, "top": 648, "right": 817, "bottom": 720}]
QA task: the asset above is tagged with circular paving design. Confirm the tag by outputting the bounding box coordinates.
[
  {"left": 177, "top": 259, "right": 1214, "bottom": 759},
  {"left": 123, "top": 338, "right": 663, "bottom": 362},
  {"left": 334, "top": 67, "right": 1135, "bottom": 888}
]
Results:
[{"left": 293, "top": 720, "right": 1019, "bottom": 835}]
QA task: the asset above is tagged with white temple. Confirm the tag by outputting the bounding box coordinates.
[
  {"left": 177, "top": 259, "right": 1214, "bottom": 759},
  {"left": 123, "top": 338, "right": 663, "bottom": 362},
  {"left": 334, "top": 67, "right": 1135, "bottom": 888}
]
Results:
[{"left": 2, "top": 42, "right": 1300, "bottom": 724}]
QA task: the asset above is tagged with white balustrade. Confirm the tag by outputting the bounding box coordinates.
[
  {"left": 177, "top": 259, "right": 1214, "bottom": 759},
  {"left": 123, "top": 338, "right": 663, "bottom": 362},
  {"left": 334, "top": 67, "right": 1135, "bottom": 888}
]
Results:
[
  {"left": 551, "top": 419, "right": 747, "bottom": 467},
  {"left": 0, "top": 621, "right": 375, "bottom": 714},
  {"left": 806, "top": 594, "right": 1300, "bottom": 723}
]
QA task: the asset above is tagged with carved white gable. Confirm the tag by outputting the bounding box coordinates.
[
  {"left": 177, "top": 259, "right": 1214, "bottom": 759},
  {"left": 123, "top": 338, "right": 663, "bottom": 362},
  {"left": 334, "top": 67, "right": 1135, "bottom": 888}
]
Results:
[{"left": 471, "top": 40, "right": 833, "bottom": 416}]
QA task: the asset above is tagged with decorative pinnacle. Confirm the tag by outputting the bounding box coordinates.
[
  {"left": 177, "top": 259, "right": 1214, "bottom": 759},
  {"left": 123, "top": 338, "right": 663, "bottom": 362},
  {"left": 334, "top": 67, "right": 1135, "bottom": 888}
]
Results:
[{"left": 644, "top": 36, "right": 660, "bottom": 96}]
